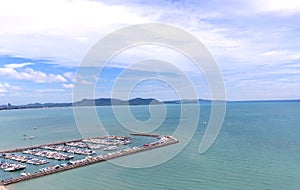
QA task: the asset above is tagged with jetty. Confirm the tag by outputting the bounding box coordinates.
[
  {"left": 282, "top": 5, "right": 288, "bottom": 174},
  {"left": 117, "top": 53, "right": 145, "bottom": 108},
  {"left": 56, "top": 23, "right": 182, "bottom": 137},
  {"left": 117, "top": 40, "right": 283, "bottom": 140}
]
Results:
[
  {"left": 1, "top": 139, "right": 83, "bottom": 153},
  {"left": 0, "top": 134, "right": 178, "bottom": 186}
]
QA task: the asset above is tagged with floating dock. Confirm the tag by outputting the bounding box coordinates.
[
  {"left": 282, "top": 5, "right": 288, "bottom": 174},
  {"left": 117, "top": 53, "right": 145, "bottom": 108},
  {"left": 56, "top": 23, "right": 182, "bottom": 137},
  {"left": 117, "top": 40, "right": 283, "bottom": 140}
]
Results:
[{"left": 0, "top": 134, "right": 178, "bottom": 186}]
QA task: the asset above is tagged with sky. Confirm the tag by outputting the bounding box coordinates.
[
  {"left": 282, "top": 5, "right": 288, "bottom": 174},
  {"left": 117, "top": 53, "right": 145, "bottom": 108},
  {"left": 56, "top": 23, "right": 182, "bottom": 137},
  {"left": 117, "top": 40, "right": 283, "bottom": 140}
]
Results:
[{"left": 0, "top": 0, "right": 299, "bottom": 104}]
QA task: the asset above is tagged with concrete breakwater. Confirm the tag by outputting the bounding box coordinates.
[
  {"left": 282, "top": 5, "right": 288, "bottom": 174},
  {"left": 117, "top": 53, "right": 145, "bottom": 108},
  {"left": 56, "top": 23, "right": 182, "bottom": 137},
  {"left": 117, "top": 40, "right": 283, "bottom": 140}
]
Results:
[
  {"left": 0, "top": 134, "right": 178, "bottom": 186},
  {"left": 0, "top": 139, "right": 83, "bottom": 154}
]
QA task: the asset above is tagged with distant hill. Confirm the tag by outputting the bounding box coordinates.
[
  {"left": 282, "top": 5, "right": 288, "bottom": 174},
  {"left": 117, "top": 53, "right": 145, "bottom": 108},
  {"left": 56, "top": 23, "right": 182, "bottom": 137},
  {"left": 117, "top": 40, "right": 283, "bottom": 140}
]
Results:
[
  {"left": 0, "top": 98, "right": 163, "bottom": 110},
  {"left": 72, "top": 98, "right": 162, "bottom": 107},
  {"left": 164, "top": 99, "right": 212, "bottom": 104},
  {"left": 0, "top": 98, "right": 298, "bottom": 111}
]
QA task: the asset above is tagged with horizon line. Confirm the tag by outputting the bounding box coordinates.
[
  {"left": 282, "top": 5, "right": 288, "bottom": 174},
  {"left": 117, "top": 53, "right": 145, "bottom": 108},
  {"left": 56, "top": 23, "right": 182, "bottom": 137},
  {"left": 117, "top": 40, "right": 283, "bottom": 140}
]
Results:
[{"left": 1, "top": 97, "right": 299, "bottom": 107}]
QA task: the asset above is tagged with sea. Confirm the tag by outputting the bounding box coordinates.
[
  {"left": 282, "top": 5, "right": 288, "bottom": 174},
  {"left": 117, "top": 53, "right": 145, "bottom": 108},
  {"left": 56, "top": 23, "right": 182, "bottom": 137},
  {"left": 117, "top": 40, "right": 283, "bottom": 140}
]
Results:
[{"left": 0, "top": 102, "right": 299, "bottom": 190}]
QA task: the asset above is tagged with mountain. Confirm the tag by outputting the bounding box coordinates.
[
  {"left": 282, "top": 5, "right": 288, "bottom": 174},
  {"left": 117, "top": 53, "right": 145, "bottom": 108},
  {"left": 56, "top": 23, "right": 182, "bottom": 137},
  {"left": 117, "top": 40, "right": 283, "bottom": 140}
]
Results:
[
  {"left": 0, "top": 98, "right": 163, "bottom": 110},
  {"left": 73, "top": 98, "right": 162, "bottom": 107},
  {"left": 1, "top": 98, "right": 297, "bottom": 111},
  {"left": 163, "top": 99, "right": 212, "bottom": 104}
]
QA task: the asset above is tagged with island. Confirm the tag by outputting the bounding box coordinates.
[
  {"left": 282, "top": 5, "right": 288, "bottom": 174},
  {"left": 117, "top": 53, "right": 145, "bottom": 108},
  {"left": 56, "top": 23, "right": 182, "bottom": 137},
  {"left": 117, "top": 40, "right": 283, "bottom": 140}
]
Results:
[{"left": 0, "top": 98, "right": 214, "bottom": 111}]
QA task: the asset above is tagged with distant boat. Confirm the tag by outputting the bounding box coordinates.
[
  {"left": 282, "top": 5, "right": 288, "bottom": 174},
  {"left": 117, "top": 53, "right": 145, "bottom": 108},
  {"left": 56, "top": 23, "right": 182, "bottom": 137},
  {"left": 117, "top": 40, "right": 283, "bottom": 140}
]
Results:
[
  {"left": 103, "top": 146, "right": 118, "bottom": 151},
  {"left": 21, "top": 172, "right": 30, "bottom": 176},
  {"left": 4, "top": 164, "right": 26, "bottom": 172},
  {"left": 28, "top": 136, "right": 34, "bottom": 140},
  {"left": 34, "top": 127, "right": 37, "bottom": 130}
]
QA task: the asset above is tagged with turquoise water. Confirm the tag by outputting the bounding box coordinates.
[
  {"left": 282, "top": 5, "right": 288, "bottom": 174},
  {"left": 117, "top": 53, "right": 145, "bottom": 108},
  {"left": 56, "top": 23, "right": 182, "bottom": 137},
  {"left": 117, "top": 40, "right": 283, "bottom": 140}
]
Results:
[{"left": 0, "top": 102, "right": 299, "bottom": 189}]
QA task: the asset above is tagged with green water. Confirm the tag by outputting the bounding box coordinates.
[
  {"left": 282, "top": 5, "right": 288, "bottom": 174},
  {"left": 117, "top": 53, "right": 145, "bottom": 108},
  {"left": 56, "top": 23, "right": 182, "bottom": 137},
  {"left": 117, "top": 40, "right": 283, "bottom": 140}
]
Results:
[{"left": 0, "top": 102, "right": 299, "bottom": 189}]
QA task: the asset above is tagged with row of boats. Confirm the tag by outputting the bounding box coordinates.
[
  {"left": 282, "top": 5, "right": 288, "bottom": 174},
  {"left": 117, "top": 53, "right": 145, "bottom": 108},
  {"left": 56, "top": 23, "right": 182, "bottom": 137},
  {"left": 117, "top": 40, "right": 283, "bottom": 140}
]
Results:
[
  {"left": 39, "top": 136, "right": 130, "bottom": 154},
  {"left": 39, "top": 163, "right": 68, "bottom": 172},
  {"left": 22, "top": 149, "right": 75, "bottom": 161},
  {"left": 65, "top": 142, "right": 89, "bottom": 148},
  {"left": 0, "top": 153, "right": 49, "bottom": 165},
  {"left": 41, "top": 145, "right": 96, "bottom": 155},
  {"left": 36, "top": 146, "right": 144, "bottom": 174},
  {"left": 65, "top": 142, "right": 118, "bottom": 150},
  {"left": 82, "top": 136, "right": 131, "bottom": 146},
  {"left": 65, "top": 141, "right": 111, "bottom": 150},
  {"left": 103, "top": 146, "right": 118, "bottom": 151},
  {"left": 0, "top": 162, "right": 26, "bottom": 172}
]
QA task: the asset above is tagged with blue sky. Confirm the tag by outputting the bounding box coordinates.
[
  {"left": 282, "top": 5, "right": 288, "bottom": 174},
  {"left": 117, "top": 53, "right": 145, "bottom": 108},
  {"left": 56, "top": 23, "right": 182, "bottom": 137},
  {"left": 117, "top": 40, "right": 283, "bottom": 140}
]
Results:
[{"left": 0, "top": 0, "right": 299, "bottom": 104}]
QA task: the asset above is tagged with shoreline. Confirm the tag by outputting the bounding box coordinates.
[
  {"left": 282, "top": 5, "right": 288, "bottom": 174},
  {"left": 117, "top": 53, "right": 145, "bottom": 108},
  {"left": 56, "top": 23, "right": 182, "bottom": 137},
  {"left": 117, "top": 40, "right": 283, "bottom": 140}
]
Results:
[{"left": 0, "top": 134, "right": 178, "bottom": 186}]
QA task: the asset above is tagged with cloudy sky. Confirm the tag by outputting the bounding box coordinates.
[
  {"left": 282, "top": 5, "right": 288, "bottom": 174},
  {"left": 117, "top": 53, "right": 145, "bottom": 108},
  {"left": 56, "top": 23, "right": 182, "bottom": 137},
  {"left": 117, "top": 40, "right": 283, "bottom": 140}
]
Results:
[{"left": 0, "top": 0, "right": 299, "bottom": 104}]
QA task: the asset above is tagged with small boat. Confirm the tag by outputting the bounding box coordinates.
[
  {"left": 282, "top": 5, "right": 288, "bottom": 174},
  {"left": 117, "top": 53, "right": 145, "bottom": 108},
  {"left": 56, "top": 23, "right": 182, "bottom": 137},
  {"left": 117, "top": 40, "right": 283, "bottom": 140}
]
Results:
[
  {"left": 4, "top": 164, "right": 26, "bottom": 172},
  {"left": 21, "top": 172, "right": 30, "bottom": 176},
  {"left": 103, "top": 146, "right": 118, "bottom": 151}
]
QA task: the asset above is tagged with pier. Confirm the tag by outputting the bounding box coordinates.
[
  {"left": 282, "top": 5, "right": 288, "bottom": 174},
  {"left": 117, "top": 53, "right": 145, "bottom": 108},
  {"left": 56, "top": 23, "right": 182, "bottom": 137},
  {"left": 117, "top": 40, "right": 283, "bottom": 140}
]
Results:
[
  {"left": 130, "top": 133, "right": 161, "bottom": 137},
  {"left": 0, "top": 139, "right": 83, "bottom": 153},
  {"left": 0, "top": 134, "right": 178, "bottom": 186}
]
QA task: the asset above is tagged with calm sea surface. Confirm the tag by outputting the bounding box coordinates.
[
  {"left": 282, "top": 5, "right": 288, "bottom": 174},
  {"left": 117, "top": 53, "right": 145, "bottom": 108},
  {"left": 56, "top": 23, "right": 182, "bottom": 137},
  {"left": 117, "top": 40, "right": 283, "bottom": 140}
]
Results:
[{"left": 0, "top": 102, "right": 299, "bottom": 190}]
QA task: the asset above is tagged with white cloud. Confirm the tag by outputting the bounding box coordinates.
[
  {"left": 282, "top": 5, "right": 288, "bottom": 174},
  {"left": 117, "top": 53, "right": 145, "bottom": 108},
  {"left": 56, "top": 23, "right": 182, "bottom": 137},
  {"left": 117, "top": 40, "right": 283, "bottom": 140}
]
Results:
[
  {"left": 0, "top": 0, "right": 239, "bottom": 69},
  {"left": 62, "top": 83, "right": 74, "bottom": 89},
  {"left": 5, "top": 62, "right": 34, "bottom": 69},
  {"left": 0, "top": 88, "right": 8, "bottom": 93},
  {"left": 260, "top": 50, "right": 300, "bottom": 62},
  {"left": 0, "top": 0, "right": 299, "bottom": 102},
  {"left": 251, "top": 0, "right": 300, "bottom": 13},
  {"left": 0, "top": 83, "right": 10, "bottom": 88},
  {"left": 0, "top": 83, "right": 20, "bottom": 95},
  {"left": 213, "top": 0, "right": 300, "bottom": 16},
  {"left": 35, "top": 89, "right": 65, "bottom": 93},
  {"left": 260, "top": 50, "right": 287, "bottom": 56},
  {"left": 0, "top": 0, "right": 151, "bottom": 66},
  {"left": 63, "top": 72, "right": 76, "bottom": 82},
  {"left": 0, "top": 0, "right": 146, "bottom": 35},
  {"left": 109, "top": 45, "right": 198, "bottom": 73},
  {"left": 80, "top": 80, "right": 93, "bottom": 85},
  {"left": 0, "top": 66, "right": 67, "bottom": 83}
]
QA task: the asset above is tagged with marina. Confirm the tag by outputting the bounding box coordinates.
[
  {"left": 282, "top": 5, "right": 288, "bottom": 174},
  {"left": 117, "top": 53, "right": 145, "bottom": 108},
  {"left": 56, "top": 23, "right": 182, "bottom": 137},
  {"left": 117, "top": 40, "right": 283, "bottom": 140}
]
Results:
[
  {"left": 0, "top": 153, "right": 49, "bottom": 166},
  {"left": 0, "top": 134, "right": 178, "bottom": 186}
]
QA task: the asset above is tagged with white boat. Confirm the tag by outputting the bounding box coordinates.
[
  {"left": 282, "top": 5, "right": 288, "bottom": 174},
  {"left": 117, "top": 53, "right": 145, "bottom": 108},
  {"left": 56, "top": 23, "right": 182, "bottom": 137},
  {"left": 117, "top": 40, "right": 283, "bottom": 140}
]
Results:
[
  {"left": 103, "top": 146, "right": 118, "bottom": 151},
  {"left": 21, "top": 172, "right": 30, "bottom": 176},
  {"left": 3, "top": 164, "right": 26, "bottom": 172}
]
